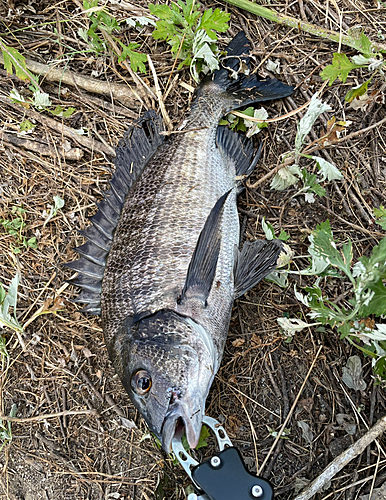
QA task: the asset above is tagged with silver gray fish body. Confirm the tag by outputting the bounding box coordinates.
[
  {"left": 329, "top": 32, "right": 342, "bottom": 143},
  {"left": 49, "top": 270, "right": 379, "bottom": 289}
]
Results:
[{"left": 66, "top": 32, "right": 294, "bottom": 451}]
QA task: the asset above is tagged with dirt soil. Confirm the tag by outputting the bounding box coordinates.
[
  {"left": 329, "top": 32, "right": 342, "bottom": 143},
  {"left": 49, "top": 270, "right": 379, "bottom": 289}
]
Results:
[{"left": 0, "top": 0, "right": 386, "bottom": 499}]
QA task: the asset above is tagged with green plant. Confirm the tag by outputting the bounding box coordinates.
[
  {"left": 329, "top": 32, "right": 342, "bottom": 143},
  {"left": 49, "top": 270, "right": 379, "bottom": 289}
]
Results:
[
  {"left": 269, "top": 94, "right": 343, "bottom": 201},
  {"left": 278, "top": 221, "right": 386, "bottom": 382},
  {"left": 1, "top": 206, "right": 37, "bottom": 254},
  {"left": 43, "top": 195, "right": 65, "bottom": 227},
  {"left": 81, "top": 0, "right": 148, "bottom": 73},
  {"left": 321, "top": 32, "right": 385, "bottom": 100},
  {"left": 149, "top": 0, "right": 229, "bottom": 80},
  {"left": 0, "top": 275, "right": 23, "bottom": 334},
  {"left": 374, "top": 206, "right": 386, "bottom": 230},
  {"left": 0, "top": 404, "right": 17, "bottom": 451}
]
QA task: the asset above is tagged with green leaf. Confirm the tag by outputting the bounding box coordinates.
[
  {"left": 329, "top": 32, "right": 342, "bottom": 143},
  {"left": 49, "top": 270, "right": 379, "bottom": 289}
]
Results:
[
  {"left": 49, "top": 105, "right": 76, "bottom": 117},
  {"left": 357, "top": 32, "right": 373, "bottom": 58},
  {"left": 310, "top": 220, "right": 352, "bottom": 278},
  {"left": 313, "top": 156, "right": 343, "bottom": 181},
  {"left": 118, "top": 42, "right": 147, "bottom": 73},
  {"left": 0, "top": 285, "right": 6, "bottom": 305},
  {"left": 181, "top": 424, "right": 210, "bottom": 451},
  {"left": 43, "top": 195, "right": 65, "bottom": 226},
  {"left": 345, "top": 79, "right": 371, "bottom": 103},
  {"left": 374, "top": 206, "right": 386, "bottom": 230},
  {"left": 19, "top": 119, "right": 35, "bottom": 133},
  {"left": 149, "top": 3, "right": 173, "bottom": 20},
  {"left": 261, "top": 217, "right": 275, "bottom": 240},
  {"left": 2, "top": 44, "right": 31, "bottom": 81},
  {"left": 358, "top": 278, "right": 386, "bottom": 317},
  {"left": 279, "top": 229, "right": 290, "bottom": 241},
  {"left": 26, "top": 237, "right": 37, "bottom": 249},
  {"left": 199, "top": 8, "right": 230, "bottom": 39},
  {"left": 302, "top": 170, "right": 326, "bottom": 198},
  {"left": 321, "top": 53, "right": 362, "bottom": 86}
]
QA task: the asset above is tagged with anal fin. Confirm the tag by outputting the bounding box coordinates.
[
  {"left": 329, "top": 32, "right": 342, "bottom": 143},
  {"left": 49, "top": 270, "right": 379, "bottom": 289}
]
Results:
[{"left": 234, "top": 239, "right": 283, "bottom": 299}]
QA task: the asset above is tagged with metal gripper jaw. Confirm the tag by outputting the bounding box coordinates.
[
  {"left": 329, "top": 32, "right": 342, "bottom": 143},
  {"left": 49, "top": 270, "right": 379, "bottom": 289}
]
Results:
[{"left": 172, "top": 416, "right": 274, "bottom": 500}]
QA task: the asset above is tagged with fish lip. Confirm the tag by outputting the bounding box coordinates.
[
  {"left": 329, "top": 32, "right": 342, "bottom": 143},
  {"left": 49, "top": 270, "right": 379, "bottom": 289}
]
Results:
[{"left": 161, "top": 403, "right": 202, "bottom": 452}]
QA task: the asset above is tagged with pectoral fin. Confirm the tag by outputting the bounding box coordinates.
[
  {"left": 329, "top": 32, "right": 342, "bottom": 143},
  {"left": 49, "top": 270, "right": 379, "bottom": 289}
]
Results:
[
  {"left": 181, "top": 191, "right": 231, "bottom": 304},
  {"left": 234, "top": 240, "right": 283, "bottom": 299}
]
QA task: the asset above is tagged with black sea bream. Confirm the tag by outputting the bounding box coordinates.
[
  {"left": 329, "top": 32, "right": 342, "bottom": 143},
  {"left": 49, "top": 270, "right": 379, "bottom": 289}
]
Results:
[{"left": 66, "top": 32, "right": 294, "bottom": 451}]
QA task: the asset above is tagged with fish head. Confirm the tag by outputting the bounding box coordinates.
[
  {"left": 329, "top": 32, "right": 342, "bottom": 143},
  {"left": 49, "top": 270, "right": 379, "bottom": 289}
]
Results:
[{"left": 114, "top": 310, "right": 216, "bottom": 452}]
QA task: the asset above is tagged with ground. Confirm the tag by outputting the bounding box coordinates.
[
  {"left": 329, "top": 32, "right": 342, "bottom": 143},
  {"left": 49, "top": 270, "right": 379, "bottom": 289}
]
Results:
[{"left": 0, "top": 0, "right": 385, "bottom": 499}]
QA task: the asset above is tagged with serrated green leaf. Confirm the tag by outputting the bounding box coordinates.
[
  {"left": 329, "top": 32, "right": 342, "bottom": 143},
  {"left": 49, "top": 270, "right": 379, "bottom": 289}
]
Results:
[
  {"left": 321, "top": 53, "right": 362, "bottom": 86},
  {"left": 149, "top": 3, "right": 173, "bottom": 20},
  {"left": 2, "top": 45, "right": 31, "bottom": 81},
  {"left": 19, "top": 120, "right": 35, "bottom": 133},
  {"left": 345, "top": 79, "right": 371, "bottom": 103},
  {"left": 279, "top": 229, "right": 290, "bottom": 241},
  {"left": 199, "top": 8, "right": 230, "bottom": 39},
  {"left": 50, "top": 105, "right": 76, "bottom": 117},
  {"left": 118, "top": 42, "right": 147, "bottom": 73}
]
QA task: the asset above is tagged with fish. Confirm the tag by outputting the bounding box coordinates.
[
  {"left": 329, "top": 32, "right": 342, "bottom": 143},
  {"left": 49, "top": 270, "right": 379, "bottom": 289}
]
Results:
[{"left": 65, "top": 32, "right": 294, "bottom": 452}]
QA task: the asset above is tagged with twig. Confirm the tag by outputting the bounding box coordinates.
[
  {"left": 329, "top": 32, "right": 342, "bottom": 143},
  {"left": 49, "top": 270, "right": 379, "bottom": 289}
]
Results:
[
  {"left": 259, "top": 345, "right": 323, "bottom": 474},
  {"left": 224, "top": 0, "right": 386, "bottom": 53},
  {"left": 147, "top": 54, "right": 173, "bottom": 131},
  {"left": 293, "top": 416, "right": 386, "bottom": 500},
  {"left": 0, "top": 96, "right": 115, "bottom": 156},
  {"left": 0, "top": 131, "right": 83, "bottom": 160},
  {"left": 0, "top": 408, "right": 97, "bottom": 423},
  {"left": 0, "top": 53, "right": 147, "bottom": 105}
]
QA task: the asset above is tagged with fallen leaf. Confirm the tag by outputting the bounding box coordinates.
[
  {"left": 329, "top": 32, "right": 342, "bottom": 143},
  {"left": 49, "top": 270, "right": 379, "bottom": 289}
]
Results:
[
  {"left": 232, "top": 338, "right": 245, "bottom": 347},
  {"left": 297, "top": 420, "right": 314, "bottom": 444},
  {"left": 342, "top": 356, "right": 367, "bottom": 391}
]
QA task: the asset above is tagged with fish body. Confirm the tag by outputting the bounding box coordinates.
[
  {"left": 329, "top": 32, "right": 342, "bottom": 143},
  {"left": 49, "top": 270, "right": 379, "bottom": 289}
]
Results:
[{"left": 66, "top": 32, "right": 294, "bottom": 451}]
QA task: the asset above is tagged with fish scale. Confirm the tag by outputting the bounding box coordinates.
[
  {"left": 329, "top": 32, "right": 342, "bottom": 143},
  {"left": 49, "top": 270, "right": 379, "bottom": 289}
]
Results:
[{"left": 65, "top": 32, "right": 294, "bottom": 451}]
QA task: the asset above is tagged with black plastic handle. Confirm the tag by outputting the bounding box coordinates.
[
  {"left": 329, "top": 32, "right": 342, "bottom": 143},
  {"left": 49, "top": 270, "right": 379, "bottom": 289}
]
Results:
[{"left": 191, "top": 447, "right": 274, "bottom": 500}]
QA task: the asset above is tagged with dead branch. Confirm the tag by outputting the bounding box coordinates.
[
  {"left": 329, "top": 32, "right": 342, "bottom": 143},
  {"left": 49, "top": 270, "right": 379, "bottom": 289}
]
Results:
[
  {"left": 0, "top": 53, "right": 147, "bottom": 105},
  {"left": 0, "top": 96, "right": 115, "bottom": 156},
  {"left": 0, "top": 131, "right": 83, "bottom": 160},
  {"left": 294, "top": 416, "right": 386, "bottom": 500}
]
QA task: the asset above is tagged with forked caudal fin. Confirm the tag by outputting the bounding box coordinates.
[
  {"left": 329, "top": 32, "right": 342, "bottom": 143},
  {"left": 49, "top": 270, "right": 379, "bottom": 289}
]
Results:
[
  {"left": 64, "top": 111, "right": 164, "bottom": 314},
  {"left": 197, "top": 31, "right": 294, "bottom": 112}
]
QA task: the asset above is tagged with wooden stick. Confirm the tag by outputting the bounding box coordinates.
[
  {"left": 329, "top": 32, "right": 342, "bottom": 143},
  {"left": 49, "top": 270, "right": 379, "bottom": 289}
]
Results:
[
  {"left": 294, "top": 416, "right": 386, "bottom": 500},
  {"left": 0, "top": 408, "right": 97, "bottom": 423}
]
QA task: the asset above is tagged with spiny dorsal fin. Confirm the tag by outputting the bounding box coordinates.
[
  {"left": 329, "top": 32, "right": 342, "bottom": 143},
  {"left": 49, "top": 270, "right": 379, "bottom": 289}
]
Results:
[
  {"left": 216, "top": 126, "right": 262, "bottom": 189},
  {"left": 65, "top": 110, "right": 164, "bottom": 315},
  {"left": 180, "top": 190, "right": 231, "bottom": 306},
  {"left": 234, "top": 239, "right": 283, "bottom": 299}
]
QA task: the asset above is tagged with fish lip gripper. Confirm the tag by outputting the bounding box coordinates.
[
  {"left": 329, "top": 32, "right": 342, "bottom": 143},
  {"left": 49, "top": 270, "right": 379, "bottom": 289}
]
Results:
[{"left": 172, "top": 416, "right": 274, "bottom": 500}]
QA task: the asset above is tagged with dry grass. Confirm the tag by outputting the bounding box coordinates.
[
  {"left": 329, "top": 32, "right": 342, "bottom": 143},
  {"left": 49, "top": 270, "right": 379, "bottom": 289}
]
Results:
[{"left": 0, "top": 1, "right": 385, "bottom": 499}]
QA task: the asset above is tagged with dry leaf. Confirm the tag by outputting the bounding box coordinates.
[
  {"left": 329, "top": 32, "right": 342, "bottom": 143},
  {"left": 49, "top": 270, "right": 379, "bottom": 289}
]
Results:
[{"left": 232, "top": 338, "right": 245, "bottom": 347}]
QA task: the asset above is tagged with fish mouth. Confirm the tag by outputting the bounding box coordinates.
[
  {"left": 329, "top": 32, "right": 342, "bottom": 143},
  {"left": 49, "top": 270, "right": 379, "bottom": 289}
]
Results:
[{"left": 161, "top": 403, "right": 202, "bottom": 452}]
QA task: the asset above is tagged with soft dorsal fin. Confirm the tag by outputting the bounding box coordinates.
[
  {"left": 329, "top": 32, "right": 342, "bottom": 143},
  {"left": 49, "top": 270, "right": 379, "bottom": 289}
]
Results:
[
  {"left": 180, "top": 190, "right": 231, "bottom": 305},
  {"left": 216, "top": 126, "right": 262, "bottom": 189},
  {"left": 234, "top": 239, "right": 283, "bottom": 299},
  {"left": 64, "top": 110, "right": 164, "bottom": 314}
]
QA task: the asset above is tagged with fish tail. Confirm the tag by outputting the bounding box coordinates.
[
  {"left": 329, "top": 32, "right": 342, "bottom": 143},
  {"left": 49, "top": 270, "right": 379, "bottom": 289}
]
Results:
[{"left": 197, "top": 31, "right": 294, "bottom": 112}]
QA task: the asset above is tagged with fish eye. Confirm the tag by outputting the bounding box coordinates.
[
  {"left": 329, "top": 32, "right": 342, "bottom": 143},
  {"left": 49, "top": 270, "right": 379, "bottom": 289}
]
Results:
[{"left": 131, "top": 369, "right": 152, "bottom": 395}]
